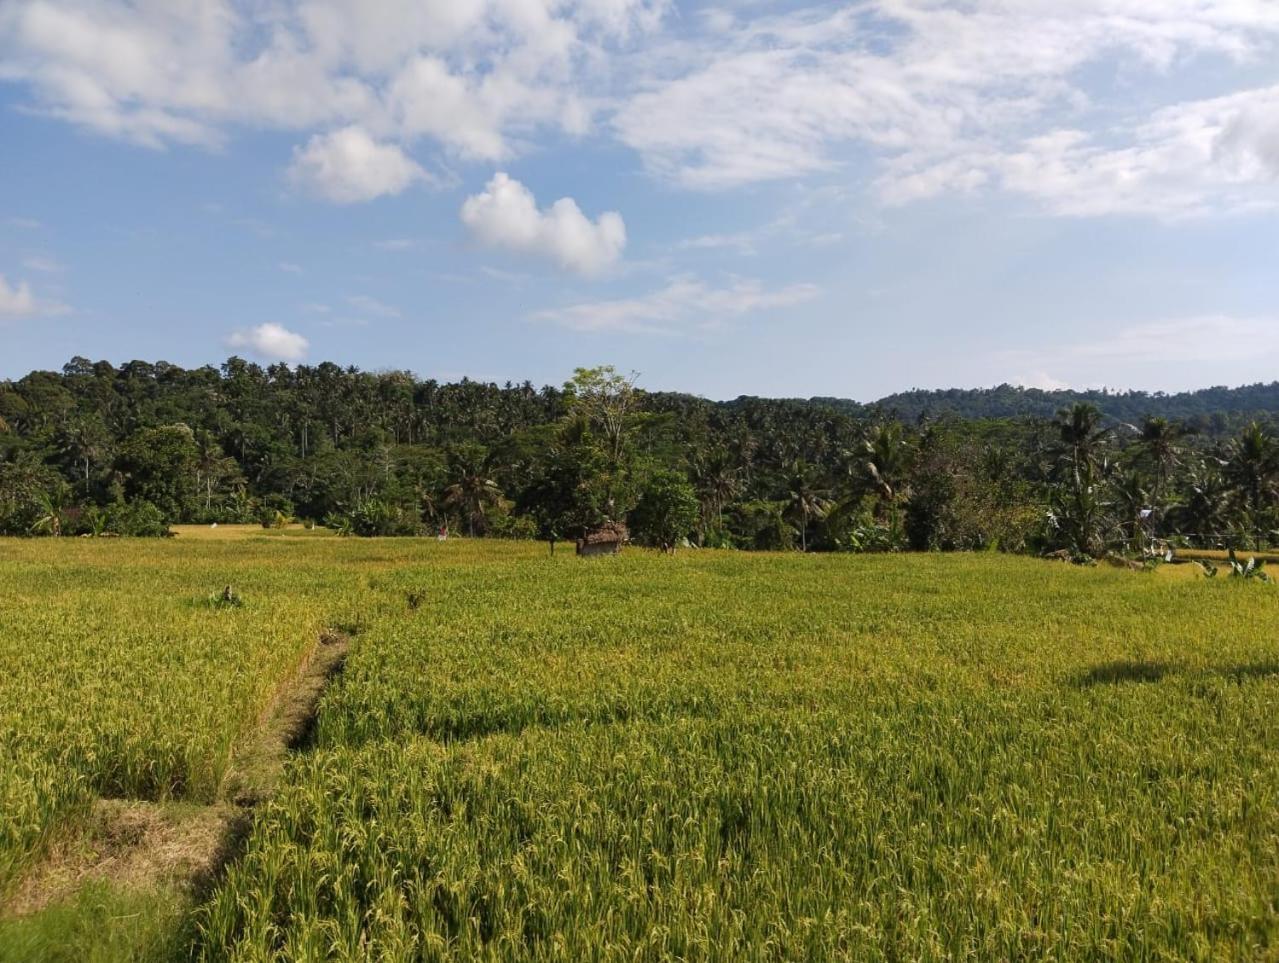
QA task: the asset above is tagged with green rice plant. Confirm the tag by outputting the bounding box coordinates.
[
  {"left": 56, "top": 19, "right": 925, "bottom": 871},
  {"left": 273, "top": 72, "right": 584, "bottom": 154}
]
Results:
[
  {"left": 190, "top": 547, "right": 1279, "bottom": 961},
  {"left": 0, "top": 536, "right": 383, "bottom": 893}
]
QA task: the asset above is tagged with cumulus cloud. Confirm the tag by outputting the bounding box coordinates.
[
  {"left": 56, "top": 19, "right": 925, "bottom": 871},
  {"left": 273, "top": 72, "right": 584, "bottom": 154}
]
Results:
[
  {"left": 227, "top": 322, "right": 309, "bottom": 362},
  {"left": 0, "top": 274, "right": 68, "bottom": 319},
  {"left": 531, "top": 275, "right": 818, "bottom": 334},
  {"left": 461, "top": 173, "right": 626, "bottom": 275},
  {"left": 287, "top": 126, "right": 426, "bottom": 203}
]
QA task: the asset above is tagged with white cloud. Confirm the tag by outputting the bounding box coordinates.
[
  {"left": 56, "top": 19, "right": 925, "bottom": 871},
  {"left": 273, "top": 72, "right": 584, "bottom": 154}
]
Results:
[
  {"left": 278, "top": 261, "right": 304, "bottom": 274},
  {"left": 346, "top": 294, "right": 401, "bottom": 318},
  {"left": 287, "top": 126, "right": 426, "bottom": 203},
  {"left": 0, "top": 274, "right": 68, "bottom": 318},
  {"left": 1013, "top": 371, "right": 1071, "bottom": 391},
  {"left": 227, "top": 322, "right": 309, "bottom": 362},
  {"left": 21, "top": 255, "right": 62, "bottom": 272},
  {"left": 0, "top": 0, "right": 666, "bottom": 163},
  {"left": 6, "top": 217, "right": 42, "bottom": 229},
  {"left": 1069, "top": 315, "right": 1279, "bottom": 365},
  {"left": 5, "top": 0, "right": 1279, "bottom": 218},
  {"left": 883, "top": 85, "right": 1279, "bottom": 217},
  {"left": 613, "top": 0, "right": 1279, "bottom": 213},
  {"left": 1000, "top": 315, "right": 1279, "bottom": 388},
  {"left": 532, "top": 275, "right": 818, "bottom": 334},
  {"left": 461, "top": 172, "right": 626, "bottom": 275},
  {"left": 373, "top": 238, "right": 418, "bottom": 251}
]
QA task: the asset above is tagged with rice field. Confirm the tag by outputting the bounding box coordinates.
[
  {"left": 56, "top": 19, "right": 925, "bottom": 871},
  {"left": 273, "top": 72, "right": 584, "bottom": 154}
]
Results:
[
  {"left": 2, "top": 537, "right": 1278, "bottom": 960},
  {"left": 0, "top": 534, "right": 362, "bottom": 892}
]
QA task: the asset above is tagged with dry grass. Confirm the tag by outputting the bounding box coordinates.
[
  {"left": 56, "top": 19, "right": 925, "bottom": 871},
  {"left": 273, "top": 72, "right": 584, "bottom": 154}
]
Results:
[{"left": 3, "top": 799, "right": 232, "bottom": 920}]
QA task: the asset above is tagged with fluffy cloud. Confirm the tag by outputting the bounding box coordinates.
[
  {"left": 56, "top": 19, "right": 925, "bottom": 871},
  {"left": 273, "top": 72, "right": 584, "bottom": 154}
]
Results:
[
  {"left": 0, "top": 0, "right": 666, "bottom": 159},
  {"left": 287, "top": 126, "right": 426, "bottom": 203},
  {"left": 532, "top": 275, "right": 818, "bottom": 334},
  {"left": 882, "top": 85, "right": 1279, "bottom": 217},
  {"left": 5, "top": 0, "right": 1279, "bottom": 217},
  {"left": 461, "top": 173, "right": 626, "bottom": 275},
  {"left": 613, "top": 0, "right": 1279, "bottom": 213},
  {"left": 0, "top": 274, "right": 67, "bottom": 318},
  {"left": 227, "top": 322, "right": 309, "bottom": 362}
]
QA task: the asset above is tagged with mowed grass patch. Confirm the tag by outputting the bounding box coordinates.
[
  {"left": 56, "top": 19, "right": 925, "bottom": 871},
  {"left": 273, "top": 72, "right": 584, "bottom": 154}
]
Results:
[{"left": 194, "top": 549, "right": 1279, "bottom": 961}]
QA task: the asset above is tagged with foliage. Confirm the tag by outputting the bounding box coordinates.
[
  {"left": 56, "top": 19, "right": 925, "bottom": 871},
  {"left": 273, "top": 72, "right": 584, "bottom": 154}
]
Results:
[
  {"left": 628, "top": 470, "right": 700, "bottom": 548},
  {"left": 102, "top": 499, "right": 170, "bottom": 538},
  {"left": 347, "top": 498, "right": 423, "bottom": 537},
  {"left": 2, "top": 358, "right": 1278, "bottom": 556}
]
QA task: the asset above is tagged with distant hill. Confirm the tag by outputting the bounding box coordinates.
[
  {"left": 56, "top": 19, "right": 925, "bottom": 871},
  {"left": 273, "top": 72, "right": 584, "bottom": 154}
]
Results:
[{"left": 802, "top": 382, "right": 1279, "bottom": 428}]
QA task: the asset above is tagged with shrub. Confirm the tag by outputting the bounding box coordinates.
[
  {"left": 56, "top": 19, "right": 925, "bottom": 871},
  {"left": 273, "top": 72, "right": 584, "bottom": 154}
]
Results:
[{"left": 103, "top": 500, "right": 171, "bottom": 537}]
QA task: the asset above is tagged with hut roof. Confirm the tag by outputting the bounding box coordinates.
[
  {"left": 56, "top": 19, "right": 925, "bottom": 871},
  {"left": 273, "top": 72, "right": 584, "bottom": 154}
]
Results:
[{"left": 581, "top": 521, "right": 629, "bottom": 545}]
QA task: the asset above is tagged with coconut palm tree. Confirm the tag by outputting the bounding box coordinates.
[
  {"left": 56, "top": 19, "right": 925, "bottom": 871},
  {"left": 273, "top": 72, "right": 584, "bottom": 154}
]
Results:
[
  {"left": 1110, "top": 468, "right": 1149, "bottom": 552},
  {"left": 1224, "top": 422, "right": 1279, "bottom": 549},
  {"left": 1172, "top": 459, "right": 1230, "bottom": 547},
  {"left": 784, "top": 461, "right": 832, "bottom": 552},
  {"left": 863, "top": 423, "right": 910, "bottom": 508},
  {"left": 443, "top": 447, "right": 503, "bottom": 537},
  {"left": 1136, "top": 417, "right": 1187, "bottom": 492},
  {"left": 689, "top": 448, "right": 739, "bottom": 542},
  {"left": 1052, "top": 403, "right": 1109, "bottom": 490}
]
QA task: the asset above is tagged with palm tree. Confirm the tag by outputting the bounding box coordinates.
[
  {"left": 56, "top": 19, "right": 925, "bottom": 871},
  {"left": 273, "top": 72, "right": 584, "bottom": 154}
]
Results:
[
  {"left": 1110, "top": 468, "right": 1149, "bottom": 552},
  {"left": 1045, "top": 404, "right": 1114, "bottom": 556},
  {"left": 1052, "top": 403, "right": 1109, "bottom": 490},
  {"left": 1136, "top": 417, "right": 1186, "bottom": 491},
  {"left": 443, "top": 447, "right": 503, "bottom": 537},
  {"left": 863, "top": 422, "right": 910, "bottom": 513},
  {"left": 689, "top": 448, "right": 739, "bottom": 542},
  {"left": 56, "top": 418, "right": 107, "bottom": 489},
  {"left": 194, "top": 431, "right": 227, "bottom": 514},
  {"left": 1224, "top": 422, "right": 1279, "bottom": 549},
  {"left": 784, "top": 461, "right": 832, "bottom": 552},
  {"left": 1172, "top": 460, "right": 1230, "bottom": 547}
]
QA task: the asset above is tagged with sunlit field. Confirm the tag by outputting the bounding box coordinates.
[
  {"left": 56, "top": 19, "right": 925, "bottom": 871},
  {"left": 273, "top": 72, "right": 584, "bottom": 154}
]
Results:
[{"left": 2, "top": 535, "right": 1278, "bottom": 960}]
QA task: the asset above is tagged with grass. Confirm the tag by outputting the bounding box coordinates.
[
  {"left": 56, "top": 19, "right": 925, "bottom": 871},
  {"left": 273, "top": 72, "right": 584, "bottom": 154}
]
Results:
[
  {"left": 0, "top": 880, "right": 190, "bottom": 963},
  {"left": 2, "top": 537, "right": 1278, "bottom": 959}
]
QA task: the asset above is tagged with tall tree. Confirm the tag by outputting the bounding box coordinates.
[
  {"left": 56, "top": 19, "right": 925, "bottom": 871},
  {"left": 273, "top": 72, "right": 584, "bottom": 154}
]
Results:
[
  {"left": 443, "top": 444, "right": 503, "bottom": 537},
  {"left": 1224, "top": 422, "right": 1279, "bottom": 549},
  {"left": 784, "top": 461, "right": 832, "bottom": 552}
]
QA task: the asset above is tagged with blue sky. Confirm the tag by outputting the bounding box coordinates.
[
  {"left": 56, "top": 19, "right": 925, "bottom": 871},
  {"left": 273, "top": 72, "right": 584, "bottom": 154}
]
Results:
[{"left": 2, "top": 0, "right": 1279, "bottom": 400}]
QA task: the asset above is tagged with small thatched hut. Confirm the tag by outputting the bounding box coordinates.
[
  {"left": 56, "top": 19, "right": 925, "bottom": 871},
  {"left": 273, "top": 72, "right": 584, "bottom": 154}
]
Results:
[{"left": 576, "top": 521, "right": 628, "bottom": 557}]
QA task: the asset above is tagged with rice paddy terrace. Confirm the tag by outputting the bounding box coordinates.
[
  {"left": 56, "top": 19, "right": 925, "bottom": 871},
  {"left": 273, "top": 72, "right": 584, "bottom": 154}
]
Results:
[{"left": 1, "top": 531, "right": 1277, "bottom": 961}]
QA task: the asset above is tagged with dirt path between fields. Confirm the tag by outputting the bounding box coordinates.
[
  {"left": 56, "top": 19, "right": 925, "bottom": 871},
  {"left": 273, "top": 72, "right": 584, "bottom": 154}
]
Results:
[{"left": 1, "top": 629, "right": 350, "bottom": 920}]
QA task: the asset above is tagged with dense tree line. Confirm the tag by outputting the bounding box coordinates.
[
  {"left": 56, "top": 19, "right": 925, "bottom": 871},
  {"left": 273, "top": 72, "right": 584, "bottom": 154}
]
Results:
[
  {"left": 2, "top": 357, "right": 1277, "bottom": 554},
  {"left": 867, "top": 382, "right": 1279, "bottom": 429}
]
